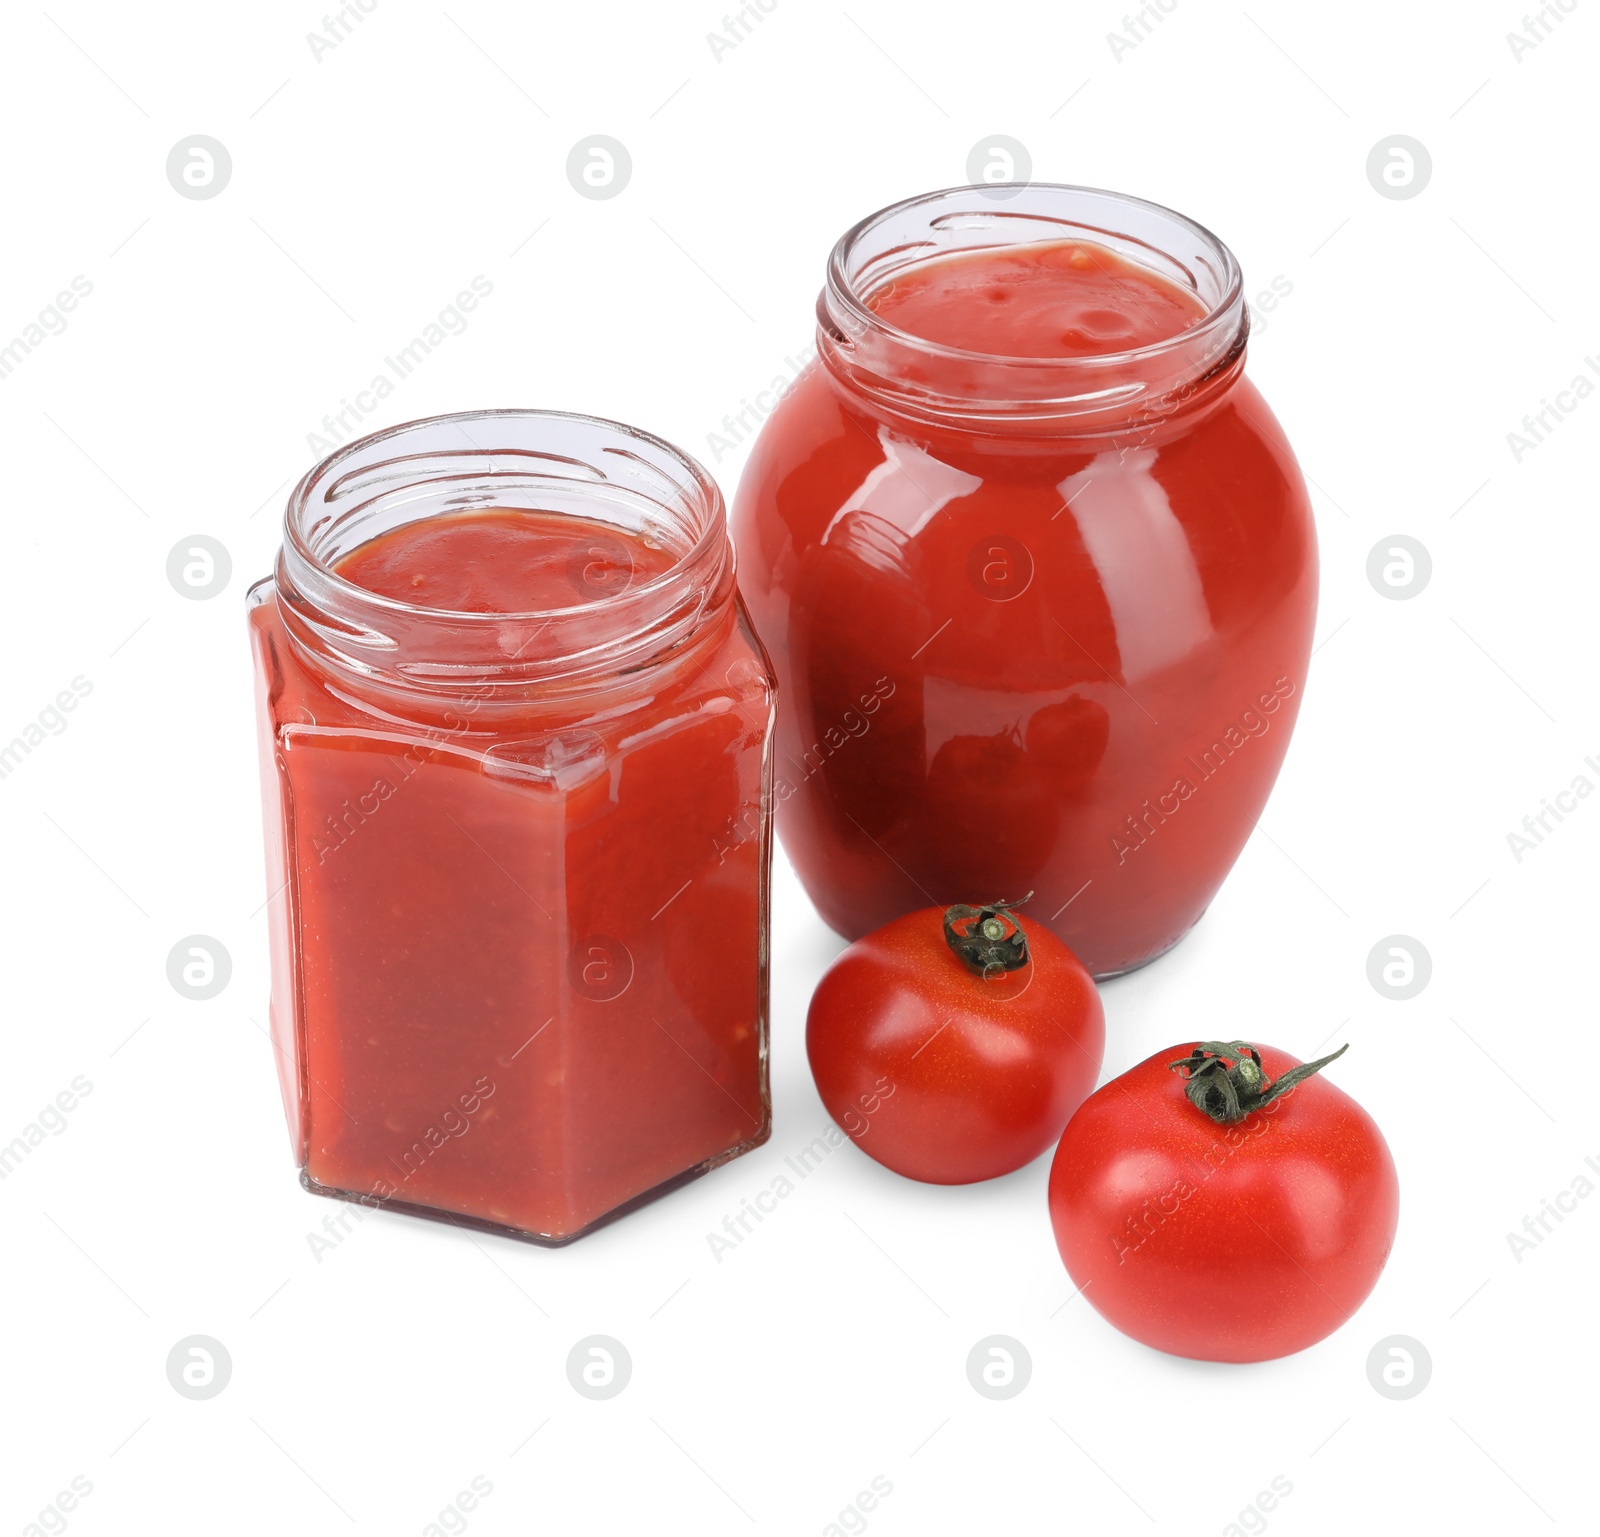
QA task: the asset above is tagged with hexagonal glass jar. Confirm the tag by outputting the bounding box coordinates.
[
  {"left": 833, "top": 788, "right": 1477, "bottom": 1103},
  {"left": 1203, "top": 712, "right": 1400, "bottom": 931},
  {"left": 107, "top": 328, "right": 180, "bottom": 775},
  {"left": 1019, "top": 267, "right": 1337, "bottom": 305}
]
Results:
[{"left": 248, "top": 410, "right": 775, "bottom": 1244}]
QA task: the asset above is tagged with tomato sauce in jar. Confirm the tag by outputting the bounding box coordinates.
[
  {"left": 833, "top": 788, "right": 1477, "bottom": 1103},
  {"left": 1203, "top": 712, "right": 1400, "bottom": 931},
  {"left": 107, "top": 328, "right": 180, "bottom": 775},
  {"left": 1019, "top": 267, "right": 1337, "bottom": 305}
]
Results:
[
  {"left": 731, "top": 186, "right": 1317, "bottom": 977},
  {"left": 249, "top": 412, "right": 775, "bottom": 1243}
]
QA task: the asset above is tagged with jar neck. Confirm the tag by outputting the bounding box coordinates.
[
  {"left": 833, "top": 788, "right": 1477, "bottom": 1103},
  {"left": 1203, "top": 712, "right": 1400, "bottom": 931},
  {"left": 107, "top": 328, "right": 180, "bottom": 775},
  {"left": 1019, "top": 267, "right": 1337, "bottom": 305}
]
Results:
[
  {"left": 274, "top": 410, "right": 735, "bottom": 716},
  {"left": 815, "top": 183, "right": 1248, "bottom": 444}
]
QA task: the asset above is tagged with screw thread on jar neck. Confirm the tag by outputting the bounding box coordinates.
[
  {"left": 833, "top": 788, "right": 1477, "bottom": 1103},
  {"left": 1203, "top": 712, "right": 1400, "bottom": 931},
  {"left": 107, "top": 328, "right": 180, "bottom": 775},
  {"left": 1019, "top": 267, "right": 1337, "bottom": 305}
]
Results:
[
  {"left": 816, "top": 183, "right": 1249, "bottom": 441},
  {"left": 274, "top": 409, "right": 735, "bottom": 711}
]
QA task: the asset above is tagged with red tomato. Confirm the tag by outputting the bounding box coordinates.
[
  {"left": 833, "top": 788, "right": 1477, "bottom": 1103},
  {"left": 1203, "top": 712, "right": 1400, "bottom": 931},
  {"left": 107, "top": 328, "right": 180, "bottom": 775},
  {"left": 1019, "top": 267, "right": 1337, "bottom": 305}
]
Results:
[
  {"left": 1047, "top": 1041, "right": 1398, "bottom": 1362},
  {"left": 806, "top": 899, "right": 1104, "bottom": 1183}
]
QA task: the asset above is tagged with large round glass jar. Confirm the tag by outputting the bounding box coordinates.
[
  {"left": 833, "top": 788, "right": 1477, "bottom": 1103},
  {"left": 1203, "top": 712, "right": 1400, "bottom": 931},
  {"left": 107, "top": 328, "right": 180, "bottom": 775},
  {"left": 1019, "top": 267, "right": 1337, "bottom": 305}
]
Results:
[
  {"left": 248, "top": 410, "right": 775, "bottom": 1244},
  {"left": 730, "top": 186, "right": 1317, "bottom": 978}
]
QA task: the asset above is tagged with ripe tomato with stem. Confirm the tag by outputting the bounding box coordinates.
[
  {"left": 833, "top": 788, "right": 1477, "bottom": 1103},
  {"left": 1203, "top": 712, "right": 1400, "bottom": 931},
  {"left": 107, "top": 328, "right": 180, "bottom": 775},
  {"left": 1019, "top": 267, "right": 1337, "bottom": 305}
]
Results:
[
  {"left": 1047, "top": 1040, "right": 1399, "bottom": 1361},
  {"left": 806, "top": 896, "right": 1104, "bottom": 1184}
]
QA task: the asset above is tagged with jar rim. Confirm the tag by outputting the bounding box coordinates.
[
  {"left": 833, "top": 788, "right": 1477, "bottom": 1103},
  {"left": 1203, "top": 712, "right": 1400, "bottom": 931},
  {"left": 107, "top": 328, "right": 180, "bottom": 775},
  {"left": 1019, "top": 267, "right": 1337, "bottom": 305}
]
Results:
[
  {"left": 284, "top": 406, "right": 727, "bottom": 624},
  {"left": 273, "top": 408, "right": 736, "bottom": 698},
  {"left": 825, "top": 181, "right": 1244, "bottom": 369},
  {"left": 817, "top": 183, "right": 1249, "bottom": 435}
]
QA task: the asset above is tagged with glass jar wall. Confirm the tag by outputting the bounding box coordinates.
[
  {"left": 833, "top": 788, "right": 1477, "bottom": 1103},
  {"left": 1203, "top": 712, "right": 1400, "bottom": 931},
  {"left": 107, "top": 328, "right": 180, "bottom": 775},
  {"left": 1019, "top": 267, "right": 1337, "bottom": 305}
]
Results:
[
  {"left": 730, "top": 186, "right": 1317, "bottom": 978},
  {"left": 249, "top": 410, "right": 776, "bottom": 1244}
]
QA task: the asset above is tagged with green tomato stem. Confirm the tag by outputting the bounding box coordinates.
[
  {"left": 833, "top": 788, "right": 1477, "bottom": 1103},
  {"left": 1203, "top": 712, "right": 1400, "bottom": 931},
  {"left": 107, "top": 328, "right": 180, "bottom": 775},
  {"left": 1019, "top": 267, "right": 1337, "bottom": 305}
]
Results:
[
  {"left": 1168, "top": 1040, "right": 1350, "bottom": 1124},
  {"left": 943, "top": 894, "right": 1033, "bottom": 979}
]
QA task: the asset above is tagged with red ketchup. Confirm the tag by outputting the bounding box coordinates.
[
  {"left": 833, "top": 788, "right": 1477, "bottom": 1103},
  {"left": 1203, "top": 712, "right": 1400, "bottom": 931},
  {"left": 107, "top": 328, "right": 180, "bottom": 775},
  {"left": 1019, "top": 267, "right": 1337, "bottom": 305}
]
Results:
[
  {"left": 731, "top": 189, "right": 1317, "bottom": 977},
  {"left": 335, "top": 507, "right": 682, "bottom": 612},
  {"left": 867, "top": 239, "right": 1207, "bottom": 358},
  {"left": 250, "top": 414, "right": 775, "bottom": 1244}
]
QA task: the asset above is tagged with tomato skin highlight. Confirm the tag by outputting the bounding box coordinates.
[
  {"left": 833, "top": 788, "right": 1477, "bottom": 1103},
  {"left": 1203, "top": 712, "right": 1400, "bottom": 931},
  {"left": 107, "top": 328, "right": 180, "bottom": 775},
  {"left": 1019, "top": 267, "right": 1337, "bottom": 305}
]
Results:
[
  {"left": 806, "top": 906, "right": 1104, "bottom": 1184},
  {"left": 1047, "top": 1043, "right": 1399, "bottom": 1362}
]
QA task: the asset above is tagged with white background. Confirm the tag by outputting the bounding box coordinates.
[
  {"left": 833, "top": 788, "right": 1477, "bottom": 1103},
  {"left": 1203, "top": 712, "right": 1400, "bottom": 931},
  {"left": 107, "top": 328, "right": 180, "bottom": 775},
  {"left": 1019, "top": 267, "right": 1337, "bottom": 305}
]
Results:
[{"left": 2, "top": 2, "right": 1596, "bottom": 1532}]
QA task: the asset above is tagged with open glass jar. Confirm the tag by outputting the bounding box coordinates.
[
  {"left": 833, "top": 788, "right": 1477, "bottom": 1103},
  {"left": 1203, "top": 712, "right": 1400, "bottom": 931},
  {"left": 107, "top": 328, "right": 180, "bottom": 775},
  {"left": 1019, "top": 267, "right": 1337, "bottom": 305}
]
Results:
[
  {"left": 730, "top": 185, "right": 1318, "bottom": 978},
  {"left": 249, "top": 410, "right": 775, "bottom": 1244}
]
